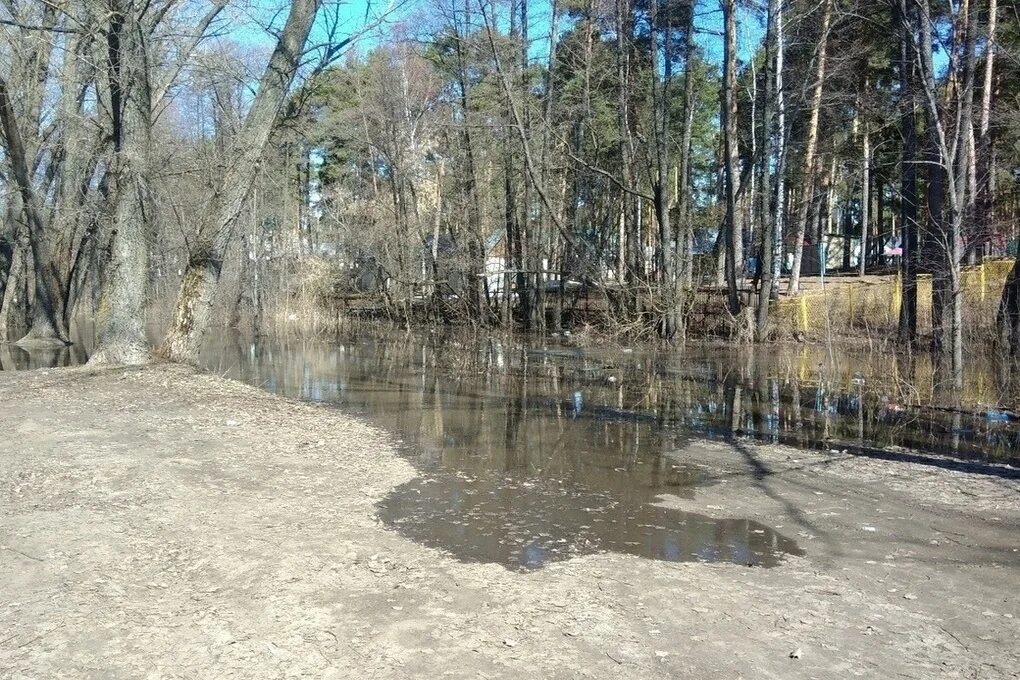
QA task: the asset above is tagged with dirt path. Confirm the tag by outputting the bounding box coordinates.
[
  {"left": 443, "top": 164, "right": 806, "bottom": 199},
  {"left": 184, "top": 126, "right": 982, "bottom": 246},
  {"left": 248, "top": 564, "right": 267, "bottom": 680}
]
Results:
[{"left": 1, "top": 365, "right": 1018, "bottom": 678}]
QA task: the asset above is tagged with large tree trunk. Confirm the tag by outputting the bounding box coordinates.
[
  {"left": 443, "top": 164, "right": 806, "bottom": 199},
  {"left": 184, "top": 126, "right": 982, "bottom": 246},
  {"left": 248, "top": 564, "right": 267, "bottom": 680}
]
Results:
[
  {"left": 0, "top": 2, "right": 66, "bottom": 347},
  {"left": 91, "top": 169, "right": 150, "bottom": 364},
  {"left": 158, "top": 0, "right": 322, "bottom": 363},
  {"left": 788, "top": 0, "right": 832, "bottom": 294},
  {"left": 90, "top": 0, "right": 152, "bottom": 365}
]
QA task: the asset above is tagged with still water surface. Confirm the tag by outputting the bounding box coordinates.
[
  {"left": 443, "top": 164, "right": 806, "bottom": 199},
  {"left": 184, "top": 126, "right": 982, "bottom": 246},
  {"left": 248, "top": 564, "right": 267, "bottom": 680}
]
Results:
[{"left": 3, "top": 330, "right": 1018, "bottom": 570}]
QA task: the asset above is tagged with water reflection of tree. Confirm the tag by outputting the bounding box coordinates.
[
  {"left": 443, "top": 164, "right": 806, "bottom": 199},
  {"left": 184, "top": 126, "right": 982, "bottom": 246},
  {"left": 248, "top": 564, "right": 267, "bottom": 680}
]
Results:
[{"left": 206, "top": 330, "right": 1020, "bottom": 467}]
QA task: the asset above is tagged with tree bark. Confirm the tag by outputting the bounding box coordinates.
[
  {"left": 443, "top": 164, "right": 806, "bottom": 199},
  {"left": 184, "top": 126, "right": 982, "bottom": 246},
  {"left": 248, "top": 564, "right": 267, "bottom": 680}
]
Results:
[
  {"left": 0, "top": 226, "right": 29, "bottom": 340},
  {"left": 90, "top": 0, "right": 152, "bottom": 365}
]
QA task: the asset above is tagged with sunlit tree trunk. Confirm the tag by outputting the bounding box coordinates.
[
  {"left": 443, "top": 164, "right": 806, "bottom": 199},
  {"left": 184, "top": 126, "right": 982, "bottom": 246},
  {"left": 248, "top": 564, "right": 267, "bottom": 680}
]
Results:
[
  {"left": 722, "top": 0, "right": 742, "bottom": 315},
  {"left": 977, "top": 0, "right": 997, "bottom": 257},
  {"left": 919, "top": 0, "right": 949, "bottom": 355},
  {"left": 788, "top": 0, "right": 832, "bottom": 294},
  {"left": 159, "top": 0, "right": 321, "bottom": 363},
  {"left": 860, "top": 87, "right": 871, "bottom": 277}
]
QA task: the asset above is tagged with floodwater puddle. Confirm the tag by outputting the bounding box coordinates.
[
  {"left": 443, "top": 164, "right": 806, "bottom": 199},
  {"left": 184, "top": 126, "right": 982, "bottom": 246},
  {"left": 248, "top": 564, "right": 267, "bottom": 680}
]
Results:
[
  {"left": 378, "top": 471, "right": 803, "bottom": 569},
  {"left": 6, "top": 327, "right": 1019, "bottom": 571}
]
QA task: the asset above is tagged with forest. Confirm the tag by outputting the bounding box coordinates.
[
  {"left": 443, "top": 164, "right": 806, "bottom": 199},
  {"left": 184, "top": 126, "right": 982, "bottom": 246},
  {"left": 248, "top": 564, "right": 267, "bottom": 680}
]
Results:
[{"left": 1, "top": 0, "right": 1018, "bottom": 387}]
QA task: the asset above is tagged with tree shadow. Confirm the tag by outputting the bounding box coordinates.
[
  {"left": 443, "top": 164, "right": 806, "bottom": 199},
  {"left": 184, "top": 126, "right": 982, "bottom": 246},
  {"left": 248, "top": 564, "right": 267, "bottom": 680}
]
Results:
[
  {"left": 821, "top": 440, "right": 1020, "bottom": 481},
  {"left": 729, "top": 437, "right": 842, "bottom": 558}
]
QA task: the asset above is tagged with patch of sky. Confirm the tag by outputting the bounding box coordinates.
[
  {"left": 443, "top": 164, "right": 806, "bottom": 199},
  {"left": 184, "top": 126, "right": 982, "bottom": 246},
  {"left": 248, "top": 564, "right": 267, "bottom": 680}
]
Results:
[{"left": 220, "top": 0, "right": 763, "bottom": 73}]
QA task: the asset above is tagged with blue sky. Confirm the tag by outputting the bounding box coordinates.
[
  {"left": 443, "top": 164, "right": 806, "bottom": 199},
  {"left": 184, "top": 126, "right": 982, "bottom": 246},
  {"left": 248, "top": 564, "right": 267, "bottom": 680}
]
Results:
[{"left": 223, "top": 0, "right": 767, "bottom": 71}]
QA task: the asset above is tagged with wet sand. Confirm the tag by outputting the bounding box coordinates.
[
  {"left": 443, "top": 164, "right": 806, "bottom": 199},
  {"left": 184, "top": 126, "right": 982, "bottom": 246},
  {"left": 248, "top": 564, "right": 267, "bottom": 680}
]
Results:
[{"left": 1, "top": 365, "right": 1018, "bottom": 678}]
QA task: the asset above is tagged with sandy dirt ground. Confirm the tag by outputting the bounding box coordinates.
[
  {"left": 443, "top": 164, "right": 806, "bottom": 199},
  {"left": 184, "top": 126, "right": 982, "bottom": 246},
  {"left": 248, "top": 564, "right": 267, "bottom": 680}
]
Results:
[{"left": 1, "top": 365, "right": 1018, "bottom": 679}]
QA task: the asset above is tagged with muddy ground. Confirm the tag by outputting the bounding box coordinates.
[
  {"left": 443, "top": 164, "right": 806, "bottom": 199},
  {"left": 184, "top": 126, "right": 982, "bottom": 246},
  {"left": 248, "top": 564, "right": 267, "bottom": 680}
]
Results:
[{"left": 1, "top": 365, "right": 1018, "bottom": 678}]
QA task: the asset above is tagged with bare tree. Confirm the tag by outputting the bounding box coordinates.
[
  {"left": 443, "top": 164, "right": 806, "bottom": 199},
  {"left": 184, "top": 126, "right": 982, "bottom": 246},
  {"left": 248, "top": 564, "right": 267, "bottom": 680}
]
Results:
[{"left": 158, "top": 0, "right": 323, "bottom": 362}]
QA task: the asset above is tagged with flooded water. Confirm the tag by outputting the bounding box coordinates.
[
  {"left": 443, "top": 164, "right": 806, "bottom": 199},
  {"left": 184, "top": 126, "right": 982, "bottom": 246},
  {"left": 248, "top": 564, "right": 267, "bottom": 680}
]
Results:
[{"left": 3, "top": 328, "right": 1018, "bottom": 570}]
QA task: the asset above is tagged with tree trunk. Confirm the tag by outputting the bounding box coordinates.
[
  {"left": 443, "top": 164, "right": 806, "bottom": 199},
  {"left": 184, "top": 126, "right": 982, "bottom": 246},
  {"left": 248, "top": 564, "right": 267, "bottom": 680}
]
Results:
[
  {"left": 756, "top": 0, "right": 786, "bottom": 340},
  {"left": 649, "top": 0, "right": 678, "bottom": 339},
  {"left": 534, "top": 0, "right": 561, "bottom": 334},
  {"left": 860, "top": 77, "right": 871, "bottom": 276},
  {"left": 788, "top": 0, "right": 832, "bottom": 294},
  {"left": 722, "top": 0, "right": 742, "bottom": 315},
  {"left": 0, "top": 77, "right": 69, "bottom": 347},
  {"left": 90, "top": 0, "right": 152, "bottom": 365},
  {"left": 919, "top": 0, "right": 949, "bottom": 354},
  {"left": 998, "top": 254, "right": 1020, "bottom": 352},
  {"left": 616, "top": 0, "right": 639, "bottom": 292},
  {"left": 451, "top": 7, "right": 488, "bottom": 322},
  {"left": 0, "top": 228, "right": 30, "bottom": 340},
  {"left": 896, "top": 0, "right": 919, "bottom": 343},
  {"left": 915, "top": 0, "right": 975, "bottom": 389},
  {"left": 949, "top": 0, "right": 977, "bottom": 389},
  {"left": 676, "top": 13, "right": 697, "bottom": 297},
  {"left": 159, "top": 0, "right": 321, "bottom": 362},
  {"left": 976, "top": 0, "right": 997, "bottom": 258}
]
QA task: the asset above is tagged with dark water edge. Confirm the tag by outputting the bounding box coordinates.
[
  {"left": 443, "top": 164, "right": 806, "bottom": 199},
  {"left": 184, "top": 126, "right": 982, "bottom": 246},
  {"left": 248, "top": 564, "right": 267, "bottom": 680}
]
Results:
[{"left": 3, "top": 326, "right": 1018, "bottom": 570}]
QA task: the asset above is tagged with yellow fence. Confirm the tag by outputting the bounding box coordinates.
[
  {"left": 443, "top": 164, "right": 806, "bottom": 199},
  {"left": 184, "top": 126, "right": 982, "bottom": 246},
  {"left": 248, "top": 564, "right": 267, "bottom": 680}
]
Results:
[{"left": 774, "top": 259, "right": 1016, "bottom": 336}]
